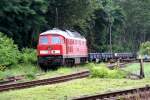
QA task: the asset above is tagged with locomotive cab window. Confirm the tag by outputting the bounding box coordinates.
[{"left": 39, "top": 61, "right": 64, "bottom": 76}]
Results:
[
  {"left": 51, "top": 36, "right": 61, "bottom": 44},
  {"left": 39, "top": 36, "right": 48, "bottom": 44}
]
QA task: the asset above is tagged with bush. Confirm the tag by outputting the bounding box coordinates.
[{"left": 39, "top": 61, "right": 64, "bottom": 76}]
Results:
[
  {"left": 0, "top": 32, "right": 21, "bottom": 66},
  {"left": 139, "top": 41, "right": 150, "bottom": 55},
  {"left": 90, "top": 66, "right": 109, "bottom": 78},
  {"left": 107, "top": 70, "right": 127, "bottom": 79},
  {"left": 20, "top": 48, "right": 37, "bottom": 64},
  {"left": 89, "top": 63, "right": 109, "bottom": 78},
  {"left": 89, "top": 63, "right": 127, "bottom": 78}
]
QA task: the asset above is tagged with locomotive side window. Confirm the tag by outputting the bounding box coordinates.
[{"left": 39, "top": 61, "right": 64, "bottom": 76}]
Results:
[
  {"left": 51, "top": 36, "right": 61, "bottom": 44},
  {"left": 39, "top": 36, "right": 48, "bottom": 44}
]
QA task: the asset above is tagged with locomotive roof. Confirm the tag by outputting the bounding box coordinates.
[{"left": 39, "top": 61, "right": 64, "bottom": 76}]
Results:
[{"left": 40, "top": 29, "right": 85, "bottom": 40}]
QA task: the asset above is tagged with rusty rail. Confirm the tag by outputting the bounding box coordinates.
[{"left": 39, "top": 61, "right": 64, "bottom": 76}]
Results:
[
  {"left": 0, "top": 73, "right": 45, "bottom": 85},
  {"left": 72, "top": 85, "right": 150, "bottom": 100},
  {"left": 0, "top": 75, "right": 25, "bottom": 85},
  {"left": 0, "top": 70, "right": 90, "bottom": 92}
]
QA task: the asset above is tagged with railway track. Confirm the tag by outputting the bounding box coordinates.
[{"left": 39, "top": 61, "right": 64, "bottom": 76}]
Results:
[
  {"left": 0, "top": 61, "right": 144, "bottom": 92},
  {"left": 0, "top": 73, "right": 45, "bottom": 85},
  {"left": 0, "top": 70, "right": 90, "bottom": 92},
  {"left": 73, "top": 85, "right": 150, "bottom": 100},
  {"left": 0, "top": 75, "right": 25, "bottom": 85}
]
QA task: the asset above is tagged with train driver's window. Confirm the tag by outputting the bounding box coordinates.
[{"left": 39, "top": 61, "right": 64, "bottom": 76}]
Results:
[
  {"left": 39, "top": 36, "right": 48, "bottom": 44},
  {"left": 51, "top": 36, "right": 61, "bottom": 44}
]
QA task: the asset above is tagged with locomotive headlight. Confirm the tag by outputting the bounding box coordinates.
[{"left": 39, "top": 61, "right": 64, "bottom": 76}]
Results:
[
  {"left": 51, "top": 50, "right": 60, "bottom": 54},
  {"left": 40, "top": 50, "right": 48, "bottom": 54}
]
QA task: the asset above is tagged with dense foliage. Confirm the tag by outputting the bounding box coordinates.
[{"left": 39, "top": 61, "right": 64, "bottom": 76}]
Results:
[
  {"left": 0, "top": 32, "right": 20, "bottom": 66},
  {"left": 21, "top": 48, "right": 37, "bottom": 64},
  {"left": 117, "top": 0, "right": 150, "bottom": 51},
  {"left": 0, "top": 0, "right": 48, "bottom": 48},
  {"left": 0, "top": 0, "right": 149, "bottom": 52},
  {"left": 139, "top": 41, "right": 150, "bottom": 55},
  {"left": 89, "top": 63, "right": 127, "bottom": 78},
  {"left": 0, "top": 32, "right": 37, "bottom": 67}
]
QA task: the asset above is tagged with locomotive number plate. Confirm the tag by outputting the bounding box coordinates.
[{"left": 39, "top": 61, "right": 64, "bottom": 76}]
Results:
[{"left": 40, "top": 50, "right": 48, "bottom": 54}]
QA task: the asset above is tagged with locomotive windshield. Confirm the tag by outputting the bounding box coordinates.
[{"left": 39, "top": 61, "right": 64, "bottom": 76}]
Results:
[
  {"left": 39, "top": 36, "right": 48, "bottom": 44},
  {"left": 51, "top": 36, "right": 61, "bottom": 44}
]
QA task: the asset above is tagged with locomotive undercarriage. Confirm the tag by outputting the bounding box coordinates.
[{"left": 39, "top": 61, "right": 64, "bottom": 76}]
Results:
[
  {"left": 38, "top": 55, "right": 88, "bottom": 69},
  {"left": 38, "top": 55, "right": 63, "bottom": 70}
]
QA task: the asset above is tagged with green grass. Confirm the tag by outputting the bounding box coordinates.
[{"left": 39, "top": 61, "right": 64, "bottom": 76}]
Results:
[
  {"left": 0, "top": 64, "right": 42, "bottom": 80},
  {"left": 0, "top": 64, "right": 89, "bottom": 81},
  {"left": 0, "top": 63, "right": 150, "bottom": 100},
  {"left": 36, "top": 66, "right": 88, "bottom": 80},
  {"left": 124, "top": 62, "right": 150, "bottom": 77},
  {"left": 0, "top": 78, "right": 150, "bottom": 100}
]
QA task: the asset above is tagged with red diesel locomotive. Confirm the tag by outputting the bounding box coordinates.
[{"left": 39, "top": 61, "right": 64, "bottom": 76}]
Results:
[{"left": 37, "top": 28, "right": 88, "bottom": 68}]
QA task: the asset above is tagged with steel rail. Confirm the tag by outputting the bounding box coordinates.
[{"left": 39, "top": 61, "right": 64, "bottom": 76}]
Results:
[
  {"left": 0, "top": 73, "right": 45, "bottom": 85},
  {"left": 0, "top": 70, "right": 90, "bottom": 92},
  {"left": 72, "top": 85, "right": 150, "bottom": 100}
]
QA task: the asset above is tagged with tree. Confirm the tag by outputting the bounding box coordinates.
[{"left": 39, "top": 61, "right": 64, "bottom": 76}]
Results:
[
  {"left": 0, "top": 0, "right": 149, "bottom": 53},
  {"left": 116, "top": 0, "right": 150, "bottom": 51},
  {"left": 86, "top": 0, "right": 125, "bottom": 52},
  {"left": 0, "top": 0, "right": 48, "bottom": 48},
  {"left": 46, "top": 0, "right": 97, "bottom": 30}
]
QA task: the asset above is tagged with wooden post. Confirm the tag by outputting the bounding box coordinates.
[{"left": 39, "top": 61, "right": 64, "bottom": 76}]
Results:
[
  {"left": 115, "top": 59, "right": 120, "bottom": 69},
  {"left": 139, "top": 59, "right": 145, "bottom": 79}
]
